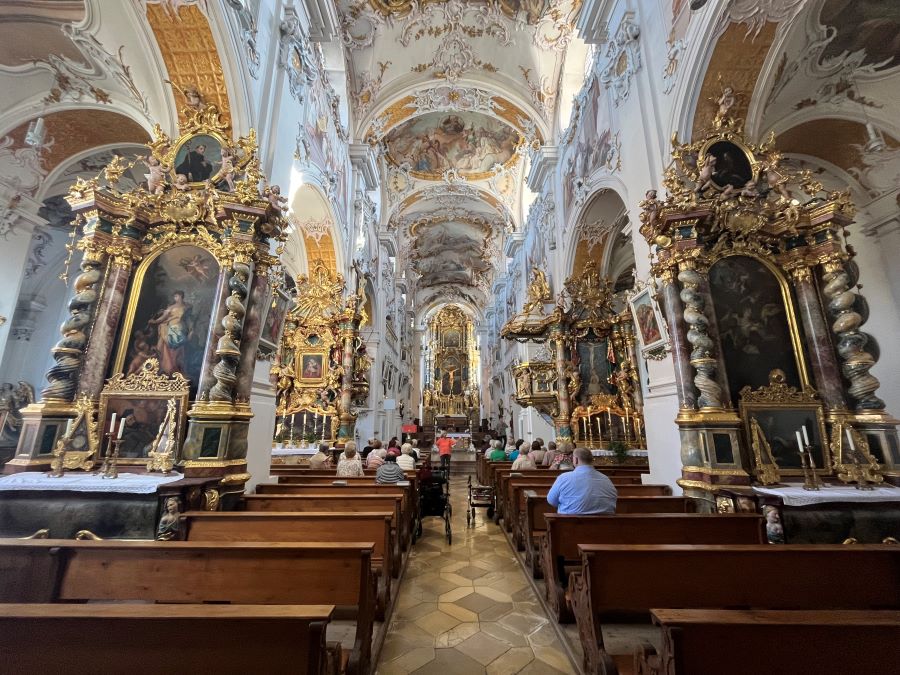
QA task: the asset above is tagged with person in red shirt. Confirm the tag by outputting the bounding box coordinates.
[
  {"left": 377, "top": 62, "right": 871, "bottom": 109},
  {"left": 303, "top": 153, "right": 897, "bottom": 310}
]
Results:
[{"left": 435, "top": 430, "right": 455, "bottom": 472}]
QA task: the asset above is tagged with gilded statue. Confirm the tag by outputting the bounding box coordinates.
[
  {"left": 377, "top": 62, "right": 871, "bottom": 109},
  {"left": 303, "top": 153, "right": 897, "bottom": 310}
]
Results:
[
  {"left": 523, "top": 268, "right": 551, "bottom": 313},
  {"left": 517, "top": 368, "right": 532, "bottom": 397},
  {"left": 566, "top": 365, "right": 581, "bottom": 400}
]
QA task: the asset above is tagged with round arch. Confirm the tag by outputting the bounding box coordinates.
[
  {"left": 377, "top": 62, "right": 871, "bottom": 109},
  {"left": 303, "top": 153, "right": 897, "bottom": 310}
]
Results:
[{"left": 286, "top": 181, "right": 345, "bottom": 281}]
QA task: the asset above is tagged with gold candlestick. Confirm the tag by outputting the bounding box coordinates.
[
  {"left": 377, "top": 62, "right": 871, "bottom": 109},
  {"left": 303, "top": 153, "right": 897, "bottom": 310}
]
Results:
[
  {"left": 804, "top": 445, "right": 822, "bottom": 490},
  {"left": 102, "top": 439, "right": 121, "bottom": 479}
]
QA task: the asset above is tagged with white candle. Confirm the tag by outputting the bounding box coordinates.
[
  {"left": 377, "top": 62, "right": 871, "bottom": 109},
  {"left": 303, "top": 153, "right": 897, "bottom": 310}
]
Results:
[
  {"left": 845, "top": 427, "right": 856, "bottom": 452},
  {"left": 795, "top": 430, "right": 804, "bottom": 451},
  {"left": 801, "top": 425, "right": 810, "bottom": 446},
  {"left": 65, "top": 419, "right": 73, "bottom": 436},
  {"left": 109, "top": 412, "right": 116, "bottom": 434},
  {"left": 117, "top": 418, "right": 126, "bottom": 439}
]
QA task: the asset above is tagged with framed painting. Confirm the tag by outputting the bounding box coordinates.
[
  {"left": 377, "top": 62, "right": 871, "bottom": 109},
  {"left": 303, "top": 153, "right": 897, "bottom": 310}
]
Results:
[
  {"left": 172, "top": 133, "right": 225, "bottom": 184},
  {"left": 259, "top": 288, "right": 292, "bottom": 356},
  {"left": 298, "top": 353, "right": 326, "bottom": 383},
  {"left": 98, "top": 359, "right": 189, "bottom": 465},
  {"left": 114, "top": 245, "right": 219, "bottom": 400},
  {"left": 629, "top": 286, "right": 667, "bottom": 354}
]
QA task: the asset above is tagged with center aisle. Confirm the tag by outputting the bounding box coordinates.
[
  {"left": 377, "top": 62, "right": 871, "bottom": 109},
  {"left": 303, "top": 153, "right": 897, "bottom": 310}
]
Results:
[{"left": 376, "top": 474, "right": 576, "bottom": 674}]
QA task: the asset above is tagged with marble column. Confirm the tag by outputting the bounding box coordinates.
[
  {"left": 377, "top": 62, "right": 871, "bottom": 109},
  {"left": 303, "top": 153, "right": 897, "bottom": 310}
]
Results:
[
  {"left": 679, "top": 267, "right": 724, "bottom": 410},
  {"left": 551, "top": 324, "right": 572, "bottom": 439},
  {"left": 196, "top": 266, "right": 231, "bottom": 400},
  {"left": 696, "top": 276, "right": 733, "bottom": 409},
  {"left": 77, "top": 258, "right": 133, "bottom": 399},
  {"left": 337, "top": 323, "right": 356, "bottom": 443},
  {"left": 658, "top": 276, "right": 697, "bottom": 410},
  {"left": 234, "top": 265, "right": 268, "bottom": 404},
  {"left": 791, "top": 267, "right": 847, "bottom": 410}
]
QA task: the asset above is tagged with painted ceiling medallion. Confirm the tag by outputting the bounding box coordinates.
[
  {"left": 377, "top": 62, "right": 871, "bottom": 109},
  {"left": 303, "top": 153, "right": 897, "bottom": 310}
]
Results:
[{"left": 383, "top": 111, "right": 521, "bottom": 180}]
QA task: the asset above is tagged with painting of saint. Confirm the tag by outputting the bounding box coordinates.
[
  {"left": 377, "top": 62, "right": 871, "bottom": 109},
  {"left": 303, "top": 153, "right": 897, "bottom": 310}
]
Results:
[
  {"left": 577, "top": 341, "right": 612, "bottom": 404},
  {"left": 119, "top": 246, "right": 218, "bottom": 399},
  {"left": 384, "top": 111, "right": 520, "bottom": 177},
  {"left": 301, "top": 354, "right": 324, "bottom": 381},
  {"left": 260, "top": 290, "right": 291, "bottom": 349},
  {"left": 173, "top": 134, "right": 222, "bottom": 182},
  {"left": 709, "top": 256, "right": 803, "bottom": 404},
  {"left": 105, "top": 398, "right": 169, "bottom": 459},
  {"left": 630, "top": 288, "right": 666, "bottom": 353}
]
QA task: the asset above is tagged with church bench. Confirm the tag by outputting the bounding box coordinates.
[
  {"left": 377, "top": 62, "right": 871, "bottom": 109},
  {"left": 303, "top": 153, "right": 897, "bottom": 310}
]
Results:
[
  {"left": 570, "top": 544, "right": 900, "bottom": 675},
  {"left": 180, "top": 511, "right": 394, "bottom": 620},
  {"left": 275, "top": 474, "right": 420, "bottom": 532},
  {"left": 255, "top": 483, "right": 414, "bottom": 552},
  {"left": 522, "top": 494, "right": 697, "bottom": 578},
  {"left": 505, "top": 476, "right": 659, "bottom": 542},
  {"left": 0, "top": 539, "right": 378, "bottom": 675},
  {"left": 631, "top": 609, "right": 900, "bottom": 675},
  {"left": 540, "top": 513, "right": 765, "bottom": 623},
  {"left": 242, "top": 493, "right": 403, "bottom": 577},
  {"left": 0, "top": 603, "right": 338, "bottom": 675}
]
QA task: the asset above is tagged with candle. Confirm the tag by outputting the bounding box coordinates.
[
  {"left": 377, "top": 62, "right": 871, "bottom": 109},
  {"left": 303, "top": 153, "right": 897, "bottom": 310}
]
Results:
[
  {"left": 801, "top": 425, "right": 810, "bottom": 446},
  {"left": 302, "top": 412, "right": 307, "bottom": 431},
  {"left": 582, "top": 417, "right": 587, "bottom": 437},
  {"left": 795, "top": 430, "right": 804, "bottom": 452},
  {"left": 622, "top": 417, "right": 627, "bottom": 438},
  {"left": 845, "top": 427, "right": 856, "bottom": 452},
  {"left": 65, "top": 419, "right": 73, "bottom": 436},
  {"left": 117, "top": 418, "right": 126, "bottom": 439},
  {"left": 109, "top": 412, "right": 117, "bottom": 434}
]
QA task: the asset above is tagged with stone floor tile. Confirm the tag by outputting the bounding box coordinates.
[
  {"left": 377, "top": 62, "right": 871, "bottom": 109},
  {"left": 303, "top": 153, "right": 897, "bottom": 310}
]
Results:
[
  {"left": 479, "top": 621, "right": 529, "bottom": 648},
  {"left": 485, "top": 647, "right": 536, "bottom": 675},
  {"left": 433, "top": 622, "right": 481, "bottom": 648},
  {"left": 389, "top": 646, "right": 435, "bottom": 672},
  {"left": 456, "top": 591, "right": 499, "bottom": 614},
  {"left": 455, "top": 632, "right": 511, "bottom": 666},
  {"left": 455, "top": 564, "right": 490, "bottom": 579},
  {"left": 410, "top": 647, "right": 487, "bottom": 675},
  {"left": 477, "top": 602, "right": 515, "bottom": 622},
  {"left": 531, "top": 644, "right": 573, "bottom": 672},
  {"left": 517, "top": 660, "right": 571, "bottom": 675},
  {"left": 499, "top": 611, "right": 548, "bottom": 635},
  {"left": 438, "top": 601, "right": 480, "bottom": 623},
  {"left": 440, "top": 571, "right": 477, "bottom": 587},
  {"left": 415, "top": 609, "right": 461, "bottom": 636},
  {"left": 394, "top": 601, "right": 438, "bottom": 621},
  {"left": 438, "top": 586, "right": 474, "bottom": 603}
]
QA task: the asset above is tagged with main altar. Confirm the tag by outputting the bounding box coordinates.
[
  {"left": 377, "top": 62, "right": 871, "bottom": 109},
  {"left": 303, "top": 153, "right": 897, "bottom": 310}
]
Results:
[
  {"left": 638, "top": 88, "right": 900, "bottom": 534},
  {"left": 422, "top": 305, "right": 480, "bottom": 432},
  {"left": 0, "top": 97, "right": 286, "bottom": 537}
]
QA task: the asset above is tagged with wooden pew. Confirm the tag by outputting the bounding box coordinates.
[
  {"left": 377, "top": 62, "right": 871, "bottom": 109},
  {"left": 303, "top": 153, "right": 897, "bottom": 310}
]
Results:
[
  {"left": 570, "top": 544, "right": 900, "bottom": 675},
  {"left": 255, "top": 483, "right": 415, "bottom": 552},
  {"left": 0, "top": 604, "right": 338, "bottom": 675},
  {"left": 242, "top": 493, "right": 404, "bottom": 577},
  {"left": 631, "top": 609, "right": 900, "bottom": 675},
  {"left": 506, "top": 477, "right": 662, "bottom": 541},
  {"left": 0, "top": 539, "right": 378, "bottom": 675},
  {"left": 540, "top": 513, "right": 765, "bottom": 622},
  {"left": 181, "top": 511, "right": 394, "bottom": 621},
  {"left": 521, "top": 493, "right": 697, "bottom": 578}
]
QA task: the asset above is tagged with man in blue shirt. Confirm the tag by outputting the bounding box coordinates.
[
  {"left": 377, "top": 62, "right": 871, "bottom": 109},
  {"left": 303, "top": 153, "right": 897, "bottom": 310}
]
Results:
[{"left": 546, "top": 447, "right": 617, "bottom": 515}]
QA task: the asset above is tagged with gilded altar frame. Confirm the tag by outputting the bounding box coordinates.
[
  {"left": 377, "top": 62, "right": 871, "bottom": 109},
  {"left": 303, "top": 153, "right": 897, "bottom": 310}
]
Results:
[{"left": 98, "top": 359, "right": 190, "bottom": 466}]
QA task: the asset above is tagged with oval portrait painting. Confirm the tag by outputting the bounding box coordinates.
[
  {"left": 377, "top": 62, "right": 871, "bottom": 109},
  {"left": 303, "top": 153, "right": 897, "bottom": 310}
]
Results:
[{"left": 384, "top": 111, "right": 520, "bottom": 178}]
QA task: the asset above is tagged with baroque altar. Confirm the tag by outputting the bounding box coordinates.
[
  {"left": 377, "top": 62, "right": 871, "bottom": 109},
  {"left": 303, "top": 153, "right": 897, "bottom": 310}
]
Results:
[
  {"left": 4, "top": 97, "right": 287, "bottom": 516},
  {"left": 421, "top": 305, "right": 480, "bottom": 430},
  {"left": 501, "top": 262, "right": 647, "bottom": 453},
  {"left": 640, "top": 91, "right": 899, "bottom": 507},
  {"left": 272, "top": 261, "right": 367, "bottom": 448}
]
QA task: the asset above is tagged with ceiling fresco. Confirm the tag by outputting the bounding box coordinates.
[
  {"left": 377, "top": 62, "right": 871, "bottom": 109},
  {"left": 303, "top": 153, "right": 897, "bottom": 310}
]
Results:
[
  {"left": 384, "top": 111, "right": 521, "bottom": 179},
  {"left": 818, "top": 0, "right": 900, "bottom": 70}
]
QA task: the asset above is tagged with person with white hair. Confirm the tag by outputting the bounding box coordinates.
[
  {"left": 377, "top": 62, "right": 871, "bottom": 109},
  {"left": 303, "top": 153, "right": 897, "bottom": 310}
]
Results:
[
  {"left": 488, "top": 439, "right": 506, "bottom": 462},
  {"left": 336, "top": 441, "right": 364, "bottom": 477},
  {"left": 397, "top": 443, "right": 416, "bottom": 471},
  {"left": 366, "top": 443, "right": 386, "bottom": 470}
]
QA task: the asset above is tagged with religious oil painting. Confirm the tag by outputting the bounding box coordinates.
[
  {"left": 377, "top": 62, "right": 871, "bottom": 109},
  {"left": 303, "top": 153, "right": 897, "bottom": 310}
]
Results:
[
  {"left": 118, "top": 245, "right": 218, "bottom": 399},
  {"left": 384, "top": 111, "right": 520, "bottom": 178},
  {"left": 99, "top": 395, "right": 184, "bottom": 462},
  {"left": 818, "top": 0, "right": 900, "bottom": 71},
  {"left": 259, "top": 288, "right": 292, "bottom": 355},
  {"left": 173, "top": 133, "right": 223, "bottom": 183},
  {"left": 629, "top": 287, "right": 667, "bottom": 354},
  {"left": 577, "top": 340, "right": 613, "bottom": 405},
  {"left": 744, "top": 407, "right": 827, "bottom": 473},
  {"left": 299, "top": 353, "right": 325, "bottom": 382},
  {"left": 709, "top": 256, "right": 805, "bottom": 404},
  {"left": 562, "top": 74, "right": 613, "bottom": 217},
  {"left": 704, "top": 140, "right": 754, "bottom": 190}
]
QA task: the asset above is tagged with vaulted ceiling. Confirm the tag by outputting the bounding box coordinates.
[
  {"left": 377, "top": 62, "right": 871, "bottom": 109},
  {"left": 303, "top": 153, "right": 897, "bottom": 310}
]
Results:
[{"left": 338, "top": 0, "right": 583, "bottom": 312}]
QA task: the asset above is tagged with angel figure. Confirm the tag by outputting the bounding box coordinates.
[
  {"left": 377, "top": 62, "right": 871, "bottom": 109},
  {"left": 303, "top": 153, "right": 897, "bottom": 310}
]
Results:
[
  {"left": 524, "top": 268, "right": 551, "bottom": 313},
  {"left": 639, "top": 189, "right": 661, "bottom": 232},
  {"left": 265, "top": 184, "right": 288, "bottom": 215},
  {"left": 761, "top": 161, "right": 792, "bottom": 201},
  {"left": 219, "top": 148, "right": 236, "bottom": 192},
  {"left": 143, "top": 155, "right": 168, "bottom": 194},
  {"left": 173, "top": 174, "right": 190, "bottom": 192},
  {"left": 178, "top": 254, "right": 213, "bottom": 282},
  {"left": 740, "top": 179, "right": 760, "bottom": 198},
  {"left": 695, "top": 153, "right": 718, "bottom": 195},
  {"left": 715, "top": 86, "right": 736, "bottom": 121}
]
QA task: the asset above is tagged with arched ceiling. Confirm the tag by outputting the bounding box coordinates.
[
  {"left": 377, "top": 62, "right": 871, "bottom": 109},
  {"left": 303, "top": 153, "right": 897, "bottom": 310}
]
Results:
[{"left": 338, "top": 0, "right": 583, "bottom": 311}]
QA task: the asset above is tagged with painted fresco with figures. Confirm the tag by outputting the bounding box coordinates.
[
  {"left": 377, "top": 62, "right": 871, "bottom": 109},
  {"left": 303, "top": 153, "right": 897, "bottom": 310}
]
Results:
[{"left": 0, "top": 1, "right": 898, "bottom": 673}]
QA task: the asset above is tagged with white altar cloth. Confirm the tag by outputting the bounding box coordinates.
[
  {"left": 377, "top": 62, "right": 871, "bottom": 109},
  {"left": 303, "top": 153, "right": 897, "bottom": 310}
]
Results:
[
  {"left": 753, "top": 484, "right": 900, "bottom": 507},
  {"left": 0, "top": 471, "right": 183, "bottom": 495},
  {"left": 271, "top": 446, "right": 317, "bottom": 456}
]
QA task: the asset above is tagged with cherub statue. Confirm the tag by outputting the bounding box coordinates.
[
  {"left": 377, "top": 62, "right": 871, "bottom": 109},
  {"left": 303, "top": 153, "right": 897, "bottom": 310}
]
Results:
[
  {"left": 761, "top": 161, "right": 792, "bottom": 201},
  {"left": 143, "top": 155, "right": 168, "bottom": 195},
  {"left": 174, "top": 174, "right": 190, "bottom": 191},
  {"left": 695, "top": 153, "right": 718, "bottom": 195},
  {"left": 183, "top": 84, "right": 203, "bottom": 110},
  {"left": 716, "top": 86, "right": 736, "bottom": 121},
  {"left": 639, "top": 189, "right": 661, "bottom": 232},
  {"left": 265, "top": 184, "right": 288, "bottom": 215},
  {"left": 524, "top": 268, "right": 551, "bottom": 313},
  {"left": 219, "top": 148, "right": 236, "bottom": 192},
  {"left": 740, "top": 178, "right": 759, "bottom": 198}
]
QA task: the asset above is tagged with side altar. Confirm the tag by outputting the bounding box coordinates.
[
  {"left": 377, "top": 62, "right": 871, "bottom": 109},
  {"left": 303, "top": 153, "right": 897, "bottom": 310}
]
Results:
[
  {"left": 0, "top": 98, "right": 287, "bottom": 535},
  {"left": 639, "top": 88, "right": 900, "bottom": 522}
]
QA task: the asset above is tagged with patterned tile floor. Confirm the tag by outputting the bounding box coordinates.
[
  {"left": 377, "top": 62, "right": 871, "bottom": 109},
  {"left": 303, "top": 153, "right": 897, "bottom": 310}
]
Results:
[{"left": 375, "top": 476, "right": 576, "bottom": 675}]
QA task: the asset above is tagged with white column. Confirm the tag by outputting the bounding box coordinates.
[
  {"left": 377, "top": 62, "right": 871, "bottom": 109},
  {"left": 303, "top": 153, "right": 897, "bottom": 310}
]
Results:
[{"left": 246, "top": 359, "right": 276, "bottom": 490}]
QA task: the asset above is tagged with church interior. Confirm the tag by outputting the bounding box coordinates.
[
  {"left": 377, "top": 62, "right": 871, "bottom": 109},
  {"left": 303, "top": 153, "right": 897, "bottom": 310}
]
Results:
[{"left": 0, "top": 0, "right": 898, "bottom": 673}]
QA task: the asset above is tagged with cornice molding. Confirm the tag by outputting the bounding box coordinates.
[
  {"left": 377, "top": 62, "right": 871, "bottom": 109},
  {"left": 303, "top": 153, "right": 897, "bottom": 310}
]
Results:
[{"left": 525, "top": 145, "right": 559, "bottom": 192}]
